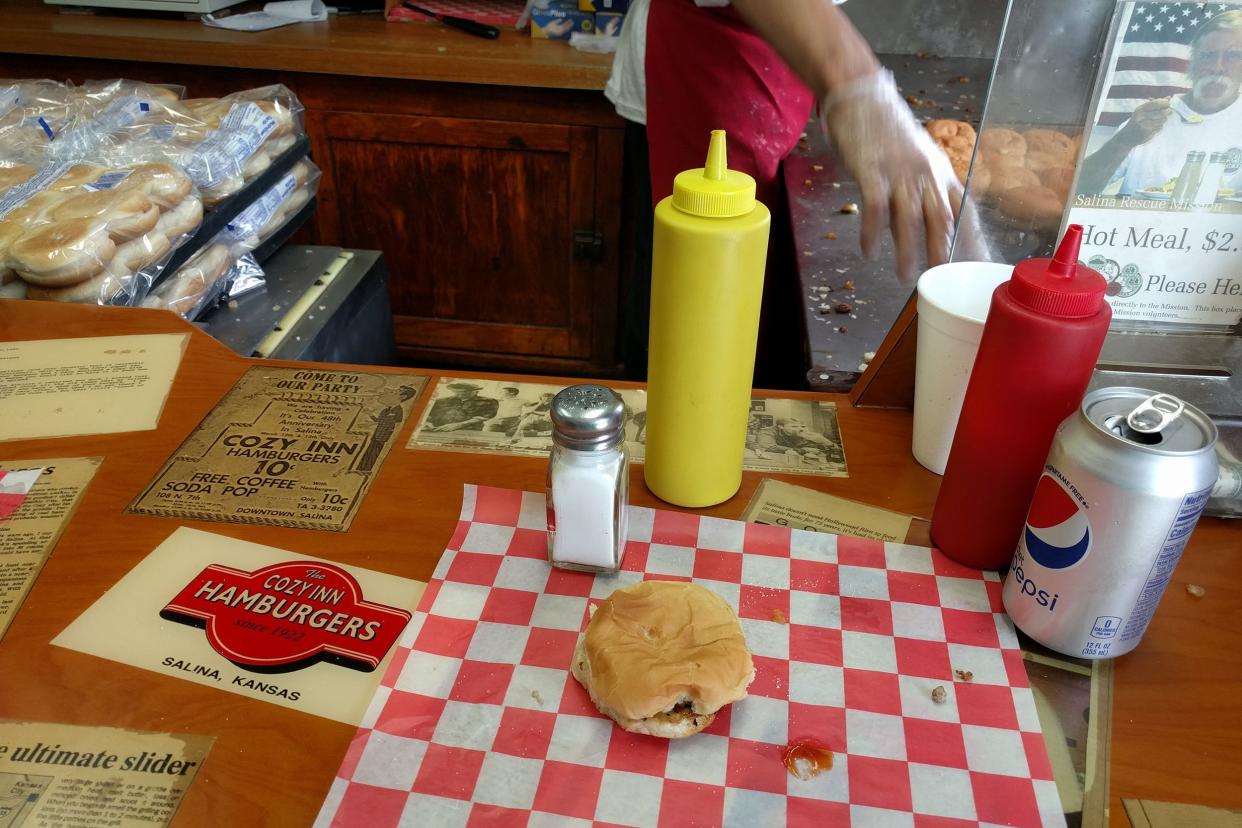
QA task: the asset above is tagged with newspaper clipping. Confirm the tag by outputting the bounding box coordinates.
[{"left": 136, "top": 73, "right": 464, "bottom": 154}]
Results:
[
  {"left": 128, "top": 368, "right": 427, "bottom": 531},
  {"left": 0, "top": 719, "right": 212, "bottom": 828},
  {"left": 0, "top": 334, "right": 186, "bottom": 442},
  {"left": 409, "top": 378, "right": 848, "bottom": 477},
  {"left": 0, "top": 458, "right": 101, "bottom": 641},
  {"left": 742, "top": 479, "right": 914, "bottom": 542}
]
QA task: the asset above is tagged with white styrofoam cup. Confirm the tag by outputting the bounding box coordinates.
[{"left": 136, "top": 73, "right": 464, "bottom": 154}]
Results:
[{"left": 913, "top": 261, "right": 1013, "bottom": 475}]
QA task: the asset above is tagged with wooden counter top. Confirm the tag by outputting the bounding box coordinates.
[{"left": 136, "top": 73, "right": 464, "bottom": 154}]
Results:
[
  {"left": 0, "top": 0, "right": 613, "bottom": 90},
  {"left": 0, "top": 301, "right": 1239, "bottom": 826}
]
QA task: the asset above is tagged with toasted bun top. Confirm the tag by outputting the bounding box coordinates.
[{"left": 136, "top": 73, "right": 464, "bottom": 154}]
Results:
[{"left": 583, "top": 581, "right": 754, "bottom": 721}]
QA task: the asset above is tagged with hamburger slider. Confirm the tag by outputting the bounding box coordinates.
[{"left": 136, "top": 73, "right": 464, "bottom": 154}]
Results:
[{"left": 571, "top": 580, "right": 754, "bottom": 739}]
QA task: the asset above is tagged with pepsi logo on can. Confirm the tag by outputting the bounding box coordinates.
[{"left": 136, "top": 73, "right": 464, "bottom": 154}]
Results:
[
  {"left": 1023, "top": 474, "right": 1091, "bottom": 570},
  {"left": 1003, "top": 388, "right": 1218, "bottom": 660}
]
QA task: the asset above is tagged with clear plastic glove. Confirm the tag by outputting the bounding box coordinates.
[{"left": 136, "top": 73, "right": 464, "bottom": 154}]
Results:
[{"left": 820, "top": 69, "right": 962, "bottom": 282}]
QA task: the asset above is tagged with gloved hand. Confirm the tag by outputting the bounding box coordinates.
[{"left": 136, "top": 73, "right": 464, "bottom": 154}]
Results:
[{"left": 820, "top": 69, "right": 963, "bottom": 282}]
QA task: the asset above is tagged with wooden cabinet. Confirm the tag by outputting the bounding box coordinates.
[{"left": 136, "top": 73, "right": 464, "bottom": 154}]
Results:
[
  {"left": 0, "top": 36, "right": 627, "bottom": 376},
  {"left": 308, "top": 107, "right": 623, "bottom": 374}
]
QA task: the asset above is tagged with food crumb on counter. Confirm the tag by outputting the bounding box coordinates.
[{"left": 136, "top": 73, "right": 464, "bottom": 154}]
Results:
[
  {"left": 771, "top": 609, "right": 788, "bottom": 624},
  {"left": 954, "top": 669, "right": 974, "bottom": 682},
  {"left": 804, "top": 179, "right": 813, "bottom": 187},
  {"left": 839, "top": 202, "right": 858, "bottom": 214},
  {"left": 863, "top": 351, "right": 876, "bottom": 361},
  {"left": 812, "top": 164, "right": 824, "bottom": 172},
  {"left": 1186, "top": 583, "right": 1206, "bottom": 598},
  {"left": 825, "top": 231, "right": 837, "bottom": 240},
  {"left": 842, "top": 279, "right": 855, "bottom": 290},
  {"left": 833, "top": 302, "right": 852, "bottom": 314},
  {"left": 931, "top": 685, "right": 947, "bottom": 704}
]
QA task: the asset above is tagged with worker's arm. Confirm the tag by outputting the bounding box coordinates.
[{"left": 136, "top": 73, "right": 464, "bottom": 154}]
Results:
[{"left": 729, "top": 0, "right": 961, "bottom": 282}]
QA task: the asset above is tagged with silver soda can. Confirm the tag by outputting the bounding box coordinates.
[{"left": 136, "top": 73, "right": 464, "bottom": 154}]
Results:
[{"left": 1003, "top": 387, "right": 1219, "bottom": 659}]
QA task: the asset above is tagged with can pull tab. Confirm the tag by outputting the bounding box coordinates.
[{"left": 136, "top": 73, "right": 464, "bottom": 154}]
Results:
[{"left": 1126, "top": 393, "right": 1184, "bottom": 434}]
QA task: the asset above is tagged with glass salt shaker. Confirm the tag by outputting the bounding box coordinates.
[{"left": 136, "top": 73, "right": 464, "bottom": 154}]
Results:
[{"left": 547, "top": 384, "right": 629, "bottom": 573}]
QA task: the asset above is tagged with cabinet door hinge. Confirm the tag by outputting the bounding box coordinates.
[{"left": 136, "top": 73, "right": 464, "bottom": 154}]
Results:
[{"left": 574, "top": 229, "right": 605, "bottom": 262}]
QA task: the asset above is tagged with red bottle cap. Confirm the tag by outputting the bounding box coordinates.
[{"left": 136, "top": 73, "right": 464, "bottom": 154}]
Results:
[{"left": 1008, "top": 225, "right": 1107, "bottom": 318}]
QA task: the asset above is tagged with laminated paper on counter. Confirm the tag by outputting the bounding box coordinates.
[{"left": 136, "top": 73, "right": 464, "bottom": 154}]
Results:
[
  {"left": 128, "top": 367, "right": 426, "bottom": 531},
  {"left": 742, "top": 478, "right": 913, "bottom": 542},
  {"left": 0, "top": 719, "right": 213, "bottom": 828},
  {"left": 53, "top": 527, "right": 425, "bottom": 725},
  {"left": 410, "top": 377, "right": 848, "bottom": 477},
  {"left": 0, "top": 334, "right": 186, "bottom": 442},
  {"left": 0, "top": 457, "right": 101, "bottom": 641}
]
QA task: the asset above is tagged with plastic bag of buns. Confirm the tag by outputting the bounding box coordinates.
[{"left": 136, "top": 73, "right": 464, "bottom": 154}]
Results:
[
  {"left": 0, "top": 80, "right": 76, "bottom": 167},
  {"left": 165, "top": 85, "right": 305, "bottom": 208},
  {"left": 0, "top": 79, "right": 188, "bottom": 169},
  {"left": 0, "top": 159, "right": 204, "bottom": 305},
  {"left": 142, "top": 244, "right": 264, "bottom": 320},
  {"left": 219, "top": 159, "right": 319, "bottom": 255}
]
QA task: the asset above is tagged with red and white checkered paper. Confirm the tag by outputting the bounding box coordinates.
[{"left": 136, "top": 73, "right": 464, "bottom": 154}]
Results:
[{"left": 316, "top": 485, "right": 1064, "bottom": 827}]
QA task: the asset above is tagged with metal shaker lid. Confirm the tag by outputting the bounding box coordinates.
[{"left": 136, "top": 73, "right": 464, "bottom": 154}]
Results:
[
  {"left": 1082, "top": 386, "right": 1218, "bottom": 454},
  {"left": 551, "top": 384, "right": 626, "bottom": 451}
]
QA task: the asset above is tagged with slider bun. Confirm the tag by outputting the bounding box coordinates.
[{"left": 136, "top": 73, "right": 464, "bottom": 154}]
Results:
[
  {"left": 978, "top": 127, "right": 1027, "bottom": 163},
  {"left": 986, "top": 163, "right": 1040, "bottom": 192},
  {"left": 997, "top": 184, "right": 1065, "bottom": 230},
  {"left": 155, "top": 196, "right": 203, "bottom": 239},
  {"left": 50, "top": 163, "right": 106, "bottom": 191},
  {"left": 27, "top": 268, "right": 126, "bottom": 304},
  {"left": 254, "top": 99, "right": 294, "bottom": 136},
  {"left": 0, "top": 163, "right": 37, "bottom": 195},
  {"left": 242, "top": 149, "right": 271, "bottom": 179},
  {"left": 121, "top": 162, "right": 193, "bottom": 209},
  {"left": 50, "top": 187, "right": 157, "bottom": 241},
  {"left": 571, "top": 581, "right": 754, "bottom": 739},
  {"left": 203, "top": 174, "right": 244, "bottom": 207},
  {"left": 10, "top": 218, "right": 115, "bottom": 285},
  {"left": 181, "top": 97, "right": 230, "bottom": 128},
  {"left": 112, "top": 230, "right": 171, "bottom": 273},
  {"left": 1023, "top": 128, "right": 1074, "bottom": 159},
  {"left": 157, "top": 243, "right": 232, "bottom": 316},
  {"left": 268, "top": 133, "right": 297, "bottom": 158}
]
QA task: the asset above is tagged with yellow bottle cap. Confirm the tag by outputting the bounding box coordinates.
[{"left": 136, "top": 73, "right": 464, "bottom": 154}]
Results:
[{"left": 672, "top": 130, "right": 757, "bottom": 218}]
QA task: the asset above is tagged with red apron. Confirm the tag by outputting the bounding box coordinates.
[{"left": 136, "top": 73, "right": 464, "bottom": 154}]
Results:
[{"left": 644, "top": 0, "right": 815, "bottom": 210}]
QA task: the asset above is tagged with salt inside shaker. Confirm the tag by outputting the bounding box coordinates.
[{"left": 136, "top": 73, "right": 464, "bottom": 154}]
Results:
[{"left": 547, "top": 384, "right": 629, "bottom": 573}]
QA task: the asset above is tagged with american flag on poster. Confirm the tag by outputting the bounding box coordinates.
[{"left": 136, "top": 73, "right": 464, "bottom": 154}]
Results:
[{"left": 1097, "top": 2, "right": 1239, "bottom": 128}]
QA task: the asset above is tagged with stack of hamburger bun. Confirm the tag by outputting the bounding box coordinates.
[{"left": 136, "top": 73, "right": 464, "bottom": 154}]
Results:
[
  {"left": 143, "top": 159, "right": 321, "bottom": 319},
  {"left": 142, "top": 242, "right": 238, "bottom": 318},
  {"left": 925, "top": 119, "right": 1083, "bottom": 231},
  {"left": 1, "top": 80, "right": 309, "bottom": 309},
  {"left": 0, "top": 162, "right": 201, "bottom": 303},
  {"left": 177, "top": 89, "right": 302, "bottom": 207}
]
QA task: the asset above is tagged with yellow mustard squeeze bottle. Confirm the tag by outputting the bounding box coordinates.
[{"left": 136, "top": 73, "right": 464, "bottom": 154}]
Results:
[{"left": 644, "top": 130, "right": 770, "bottom": 507}]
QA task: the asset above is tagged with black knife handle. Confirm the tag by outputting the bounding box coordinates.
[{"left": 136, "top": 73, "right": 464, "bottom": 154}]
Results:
[{"left": 440, "top": 14, "right": 500, "bottom": 39}]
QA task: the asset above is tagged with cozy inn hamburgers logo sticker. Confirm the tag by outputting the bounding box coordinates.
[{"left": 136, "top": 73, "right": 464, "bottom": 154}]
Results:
[
  {"left": 53, "top": 527, "right": 426, "bottom": 724},
  {"left": 161, "top": 561, "right": 410, "bottom": 673}
]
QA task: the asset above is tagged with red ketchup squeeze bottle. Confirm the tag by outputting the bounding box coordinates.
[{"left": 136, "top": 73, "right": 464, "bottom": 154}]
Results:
[{"left": 930, "top": 225, "right": 1110, "bottom": 570}]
